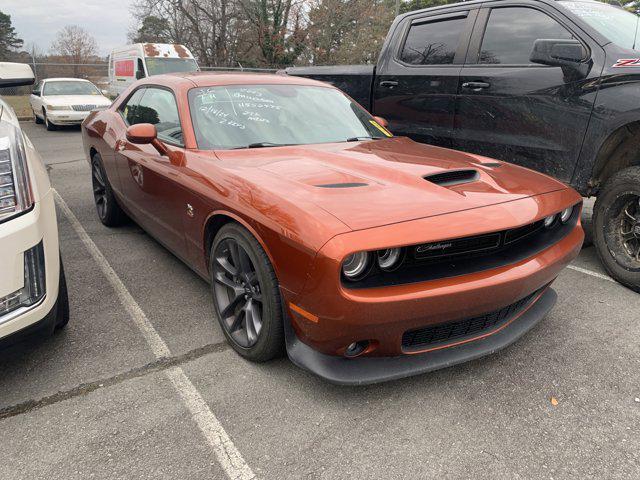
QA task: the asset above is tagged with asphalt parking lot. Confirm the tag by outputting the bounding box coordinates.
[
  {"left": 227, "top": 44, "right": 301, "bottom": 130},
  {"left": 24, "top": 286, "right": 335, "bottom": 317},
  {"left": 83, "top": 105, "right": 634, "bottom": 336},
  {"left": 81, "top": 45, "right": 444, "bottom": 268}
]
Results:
[{"left": 1, "top": 121, "right": 639, "bottom": 479}]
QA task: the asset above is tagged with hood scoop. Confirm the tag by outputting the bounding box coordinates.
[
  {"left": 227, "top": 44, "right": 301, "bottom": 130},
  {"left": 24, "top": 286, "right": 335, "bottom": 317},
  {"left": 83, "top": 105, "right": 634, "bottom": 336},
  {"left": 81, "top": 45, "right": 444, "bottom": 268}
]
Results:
[{"left": 424, "top": 169, "right": 479, "bottom": 187}]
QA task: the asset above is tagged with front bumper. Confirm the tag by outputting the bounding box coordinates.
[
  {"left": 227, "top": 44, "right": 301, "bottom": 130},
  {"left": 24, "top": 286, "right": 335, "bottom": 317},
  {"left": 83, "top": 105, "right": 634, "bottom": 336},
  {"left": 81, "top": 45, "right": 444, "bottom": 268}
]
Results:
[
  {"left": 47, "top": 110, "right": 91, "bottom": 125},
  {"left": 0, "top": 190, "right": 60, "bottom": 340},
  {"left": 286, "top": 287, "right": 557, "bottom": 385}
]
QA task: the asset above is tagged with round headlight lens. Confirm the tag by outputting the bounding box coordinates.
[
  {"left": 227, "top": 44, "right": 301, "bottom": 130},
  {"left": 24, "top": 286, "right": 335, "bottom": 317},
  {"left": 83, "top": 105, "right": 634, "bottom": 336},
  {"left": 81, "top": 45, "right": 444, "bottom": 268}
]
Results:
[
  {"left": 544, "top": 214, "right": 557, "bottom": 228},
  {"left": 377, "top": 248, "right": 402, "bottom": 271},
  {"left": 560, "top": 206, "right": 573, "bottom": 223},
  {"left": 342, "top": 252, "right": 370, "bottom": 280}
]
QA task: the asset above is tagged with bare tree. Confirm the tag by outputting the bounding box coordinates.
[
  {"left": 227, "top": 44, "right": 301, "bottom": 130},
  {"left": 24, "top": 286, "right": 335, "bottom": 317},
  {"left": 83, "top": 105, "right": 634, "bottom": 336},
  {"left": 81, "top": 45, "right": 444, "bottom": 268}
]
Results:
[{"left": 50, "top": 25, "right": 98, "bottom": 77}]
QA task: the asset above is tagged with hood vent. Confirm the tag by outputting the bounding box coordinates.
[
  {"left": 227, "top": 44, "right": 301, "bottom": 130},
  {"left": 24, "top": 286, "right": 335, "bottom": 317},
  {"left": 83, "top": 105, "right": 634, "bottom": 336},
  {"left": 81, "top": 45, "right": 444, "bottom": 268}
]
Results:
[
  {"left": 424, "top": 169, "right": 479, "bottom": 187},
  {"left": 314, "top": 182, "right": 368, "bottom": 188}
]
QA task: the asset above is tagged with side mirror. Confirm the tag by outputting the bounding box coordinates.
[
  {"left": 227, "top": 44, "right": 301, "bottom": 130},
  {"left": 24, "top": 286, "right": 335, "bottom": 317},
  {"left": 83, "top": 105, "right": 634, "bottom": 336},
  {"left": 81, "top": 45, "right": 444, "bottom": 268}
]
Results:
[
  {"left": 373, "top": 116, "right": 389, "bottom": 128},
  {"left": 530, "top": 39, "right": 589, "bottom": 78},
  {"left": 135, "top": 70, "right": 145, "bottom": 80},
  {"left": 32, "top": 90, "right": 41, "bottom": 97},
  {"left": 0, "top": 62, "right": 35, "bottom": 88},
  {"left": 126, "top": 123, "right": 168, "bottom": 156}
]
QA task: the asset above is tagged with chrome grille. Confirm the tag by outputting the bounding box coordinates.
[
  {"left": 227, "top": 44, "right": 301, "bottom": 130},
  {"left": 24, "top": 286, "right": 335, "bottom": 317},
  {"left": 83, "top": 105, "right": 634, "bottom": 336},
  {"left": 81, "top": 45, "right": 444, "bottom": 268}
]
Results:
[{"left": 72, "top": 104, "right": 97, "bottom": 112}]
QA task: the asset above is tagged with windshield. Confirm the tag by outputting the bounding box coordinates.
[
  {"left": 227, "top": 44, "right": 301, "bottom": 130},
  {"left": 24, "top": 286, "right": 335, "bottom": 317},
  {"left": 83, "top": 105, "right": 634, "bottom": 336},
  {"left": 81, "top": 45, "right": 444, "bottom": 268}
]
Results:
[
  {"left": 560, "top": 1, "right": 640, "bottom": 50},
  {"left": 43, "top": 81, "right": 101, "bottom": 96},
  {"left": 145, "top": 58, "right": 198, "bottom": 76},
  {"left": 188, "top": 84, "right": 390, "bottom": 150}
]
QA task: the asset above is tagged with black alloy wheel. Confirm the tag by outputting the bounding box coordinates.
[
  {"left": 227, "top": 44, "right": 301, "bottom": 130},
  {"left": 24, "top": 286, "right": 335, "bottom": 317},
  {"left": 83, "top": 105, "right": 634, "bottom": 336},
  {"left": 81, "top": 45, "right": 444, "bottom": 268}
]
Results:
[
  {"left": 210, "top": 224, "right": 284, "bottom": 361},
  {"left": 91, "top": 159, "right": 108, "bottom": 222},
  {"left": 213, "top": 237, "right": 264, "bottom": 348}
]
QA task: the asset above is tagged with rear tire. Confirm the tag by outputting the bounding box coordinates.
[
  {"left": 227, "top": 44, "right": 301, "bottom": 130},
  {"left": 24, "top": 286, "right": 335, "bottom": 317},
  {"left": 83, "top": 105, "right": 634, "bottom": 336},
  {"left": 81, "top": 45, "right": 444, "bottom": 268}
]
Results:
[
  {"left": 91, "top": 153, "right": 128, "bottom": 227},
  {"left": 593, "top": 166, "right": 640, "bottom": 292},
  {"left": 209, "top": 223, "right": 285, "bottom": 362}
]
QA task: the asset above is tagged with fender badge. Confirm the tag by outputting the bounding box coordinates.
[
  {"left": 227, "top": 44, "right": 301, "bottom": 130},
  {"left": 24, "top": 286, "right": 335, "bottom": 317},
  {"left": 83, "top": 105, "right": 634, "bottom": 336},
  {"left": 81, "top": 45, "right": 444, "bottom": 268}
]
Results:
[
  {"left": 613, "top": 59, "right": 640, "bottom": 68},
  {"left": 186, "top": 203, "right": 195, "bottom": 218}
]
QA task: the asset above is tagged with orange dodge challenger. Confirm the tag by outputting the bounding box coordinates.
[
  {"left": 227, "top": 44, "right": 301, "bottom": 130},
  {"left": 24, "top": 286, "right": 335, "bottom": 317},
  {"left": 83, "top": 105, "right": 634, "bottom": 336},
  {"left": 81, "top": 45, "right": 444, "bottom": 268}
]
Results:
[{"left": 82, "top": 73, "right": 583, "bottom": 384}]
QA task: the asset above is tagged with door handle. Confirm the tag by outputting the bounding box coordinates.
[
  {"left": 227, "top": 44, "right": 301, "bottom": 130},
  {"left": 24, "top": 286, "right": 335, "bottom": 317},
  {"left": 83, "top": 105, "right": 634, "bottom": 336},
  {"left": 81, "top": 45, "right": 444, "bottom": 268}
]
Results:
[
  {"left": 462, "top": 81, "right": 491, "bottom": 91},
  {"left": 379, "top": 80, "right": 399, "bottom": 88}
]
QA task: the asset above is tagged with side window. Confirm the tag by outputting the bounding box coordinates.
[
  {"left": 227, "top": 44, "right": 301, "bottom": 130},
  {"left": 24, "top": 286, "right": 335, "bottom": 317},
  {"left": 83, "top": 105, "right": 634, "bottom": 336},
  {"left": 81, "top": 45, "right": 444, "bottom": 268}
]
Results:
[
  {"left": 137, "top": 58, "right": 146, "bottom": 79},
  {"left": 135, "top": 88, "right": 183, "bottom": 145},
  {"left": 480, "top": 8, "right": 574, "bottom": 64},
  {"left": 119, "top": 88, "right": 146, "bottom": 126},
  {"left": 399, "top": 16, "right": 468, "bottom": 65}
]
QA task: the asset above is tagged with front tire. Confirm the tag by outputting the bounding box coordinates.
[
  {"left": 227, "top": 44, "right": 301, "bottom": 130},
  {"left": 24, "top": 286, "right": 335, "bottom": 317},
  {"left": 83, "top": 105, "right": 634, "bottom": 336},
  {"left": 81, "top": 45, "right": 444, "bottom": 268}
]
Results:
[
  {"left": 44, "top": 111, "right": 57, "bottom": 131},
  {"left": 91, "top": 153, "right": 128, "bottom": 227},
  {"left": 593, "top": 166, "right": 640, "bottom": 292},
  {"left": 209, "top": 223, "right": 285, "bottom": 362},
  {"left": 34, "top": 110, "right": 43, "bottom": 124}
]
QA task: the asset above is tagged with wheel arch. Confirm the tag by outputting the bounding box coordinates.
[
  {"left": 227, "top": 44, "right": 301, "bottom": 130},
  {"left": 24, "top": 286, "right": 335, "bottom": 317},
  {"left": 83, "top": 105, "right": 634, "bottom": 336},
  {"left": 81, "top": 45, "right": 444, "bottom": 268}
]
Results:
[
  {"left": 590, "top": 121, "right": 640, "bottom": 194},
  {"left": 202, "top": 210, "right": 277, "bottom": 275}
]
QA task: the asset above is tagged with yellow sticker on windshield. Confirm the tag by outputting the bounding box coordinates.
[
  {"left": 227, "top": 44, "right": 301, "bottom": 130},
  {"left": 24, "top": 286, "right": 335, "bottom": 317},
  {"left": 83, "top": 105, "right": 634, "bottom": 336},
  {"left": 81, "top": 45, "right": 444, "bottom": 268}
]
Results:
[{"left": 369, "top": 120, "right": 393, "bottom": 137}]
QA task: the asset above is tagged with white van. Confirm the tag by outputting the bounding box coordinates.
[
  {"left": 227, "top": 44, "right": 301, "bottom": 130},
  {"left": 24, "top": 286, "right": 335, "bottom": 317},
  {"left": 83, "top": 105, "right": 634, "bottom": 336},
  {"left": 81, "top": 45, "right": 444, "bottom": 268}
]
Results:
[{"left": 107, "top": 43, "right": 199, "bottom": 97}]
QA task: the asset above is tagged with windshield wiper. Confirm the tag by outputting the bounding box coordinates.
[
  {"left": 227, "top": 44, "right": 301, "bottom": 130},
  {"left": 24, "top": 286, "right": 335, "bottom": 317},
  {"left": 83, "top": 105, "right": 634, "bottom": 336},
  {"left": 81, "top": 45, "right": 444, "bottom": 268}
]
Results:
[
  {"left": 242, "top": 142, "right": 289, "bottom": 149},
  {"left": 345, "top": 136, "right": 382, "bottom": 142}
]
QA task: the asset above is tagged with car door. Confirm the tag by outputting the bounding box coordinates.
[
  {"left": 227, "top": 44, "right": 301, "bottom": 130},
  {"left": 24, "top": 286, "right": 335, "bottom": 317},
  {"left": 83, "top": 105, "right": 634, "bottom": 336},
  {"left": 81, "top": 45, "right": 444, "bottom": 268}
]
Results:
[
  {"left": 114, "top": 86, "right": 189, "bottom": 257},
  {"left": 454, "top": 3, "right": 600, "bottom": 182},
  {"left": 30, "top": 80, "right": 44, "bottom": 116},
  {"left": 373, "top": 8, "right": 478, "bottom": 148}
]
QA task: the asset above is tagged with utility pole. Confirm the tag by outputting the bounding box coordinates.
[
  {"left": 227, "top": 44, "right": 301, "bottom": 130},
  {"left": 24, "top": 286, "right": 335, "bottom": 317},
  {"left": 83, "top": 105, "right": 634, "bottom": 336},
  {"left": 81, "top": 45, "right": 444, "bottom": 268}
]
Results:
[{"left": 395, "top": 0, "right": 400, "bottom": 17}]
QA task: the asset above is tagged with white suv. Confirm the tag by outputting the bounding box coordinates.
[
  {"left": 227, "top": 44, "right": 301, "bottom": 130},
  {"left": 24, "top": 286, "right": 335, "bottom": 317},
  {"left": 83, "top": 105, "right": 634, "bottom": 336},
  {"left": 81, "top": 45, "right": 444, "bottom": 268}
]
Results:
[{"left": 0, "top": 63, "right": 69, "bottom": 342}]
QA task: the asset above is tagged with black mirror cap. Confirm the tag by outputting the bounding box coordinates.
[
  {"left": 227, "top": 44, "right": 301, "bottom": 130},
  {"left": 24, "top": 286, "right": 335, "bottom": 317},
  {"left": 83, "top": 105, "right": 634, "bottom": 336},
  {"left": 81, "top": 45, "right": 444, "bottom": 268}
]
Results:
[{"left": 530, "top": 39, "right": 587, "bottom": 66}]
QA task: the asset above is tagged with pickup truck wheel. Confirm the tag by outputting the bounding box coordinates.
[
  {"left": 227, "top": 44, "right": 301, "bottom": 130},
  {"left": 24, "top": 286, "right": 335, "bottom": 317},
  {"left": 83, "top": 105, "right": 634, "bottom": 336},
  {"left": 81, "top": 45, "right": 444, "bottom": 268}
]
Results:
[
  {"left": 91, "top": 153, "right": 128, "bottom": 227},
  {"left": 593, "top": 166, "right": 640, "bottom": 292},
  {"left": 209, "top": 223, "right": 285, "bottom": 362}
]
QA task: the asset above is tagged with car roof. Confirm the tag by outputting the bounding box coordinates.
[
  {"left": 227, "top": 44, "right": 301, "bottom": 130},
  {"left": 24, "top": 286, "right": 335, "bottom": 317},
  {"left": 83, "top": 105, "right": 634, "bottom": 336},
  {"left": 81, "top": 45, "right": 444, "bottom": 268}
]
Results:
[
  {"left": 43, "top": 78, "right": 93, "bottom": 82},
  {"left": 139, "top": 72, "right": 333, "bottom": 89}
]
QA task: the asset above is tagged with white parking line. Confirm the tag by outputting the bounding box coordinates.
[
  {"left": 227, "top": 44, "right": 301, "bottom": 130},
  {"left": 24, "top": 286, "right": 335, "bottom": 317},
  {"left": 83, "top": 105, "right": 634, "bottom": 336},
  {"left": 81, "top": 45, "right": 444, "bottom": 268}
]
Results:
[
  {"left": 567, "top": 264, "right": 615, "bottom": 283},
  {"left": 53, "top": 190, "right": 256, "bottom": 480}
]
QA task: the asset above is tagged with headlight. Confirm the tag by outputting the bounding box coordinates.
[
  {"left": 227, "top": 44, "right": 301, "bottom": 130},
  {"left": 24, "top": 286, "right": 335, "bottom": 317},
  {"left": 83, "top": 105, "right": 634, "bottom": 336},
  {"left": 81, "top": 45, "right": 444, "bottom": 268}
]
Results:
[
  {"left": 377, "top": 248, "right": 402, "bottom": 271},
  {"left": 342, "top": 252, "right": 370, "bottom": 280},
  {"left": 560, "top": 206, "right": 573, "bottom": 223},
  {"left": 543, "top": 214, "right": 556, "bottom": 228},
  {"left": 47, "top": 105, "right": 70, "bottom": 111},
  {"left": 0, "top": 122, "right": 33, "bottom": 223}
]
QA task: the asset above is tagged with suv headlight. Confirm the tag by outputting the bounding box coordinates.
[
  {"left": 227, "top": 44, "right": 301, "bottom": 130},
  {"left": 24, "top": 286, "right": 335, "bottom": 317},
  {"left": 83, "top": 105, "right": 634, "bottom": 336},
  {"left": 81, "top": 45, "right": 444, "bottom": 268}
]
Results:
[{"left": 0, "top": 122, "right": 33, "bottom": 223}]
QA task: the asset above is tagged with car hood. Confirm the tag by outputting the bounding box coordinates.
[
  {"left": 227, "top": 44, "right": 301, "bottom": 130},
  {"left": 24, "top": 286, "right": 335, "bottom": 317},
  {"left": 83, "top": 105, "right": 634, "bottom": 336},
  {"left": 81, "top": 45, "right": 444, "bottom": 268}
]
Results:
[
  {"left": 43, "top": 95, "right": 111, "bottom": 106},
  {"left": 213, "top": 137, "right": 568, "bottom": 231}
]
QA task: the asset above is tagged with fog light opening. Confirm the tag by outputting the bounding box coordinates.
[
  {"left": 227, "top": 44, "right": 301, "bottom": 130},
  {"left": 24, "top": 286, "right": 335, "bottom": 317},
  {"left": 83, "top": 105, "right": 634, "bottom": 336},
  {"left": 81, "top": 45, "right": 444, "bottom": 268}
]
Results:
[{"left": 344, "top": 340, "right": 370, "bottom": 358}]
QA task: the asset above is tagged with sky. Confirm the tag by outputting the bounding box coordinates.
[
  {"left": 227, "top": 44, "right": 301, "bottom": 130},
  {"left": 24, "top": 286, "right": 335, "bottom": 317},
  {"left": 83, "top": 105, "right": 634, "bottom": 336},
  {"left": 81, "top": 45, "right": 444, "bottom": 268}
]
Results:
[{"left": 3, "top": 0, "right": 134, "bottom": 57}]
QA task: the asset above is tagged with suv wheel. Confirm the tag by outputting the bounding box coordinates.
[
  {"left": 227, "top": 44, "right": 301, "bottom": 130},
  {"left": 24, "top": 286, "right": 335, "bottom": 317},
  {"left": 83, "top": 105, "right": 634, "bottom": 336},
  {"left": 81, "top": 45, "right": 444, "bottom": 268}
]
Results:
[{"left": 593, "top": 166, "right": 640, "bottom": 292}]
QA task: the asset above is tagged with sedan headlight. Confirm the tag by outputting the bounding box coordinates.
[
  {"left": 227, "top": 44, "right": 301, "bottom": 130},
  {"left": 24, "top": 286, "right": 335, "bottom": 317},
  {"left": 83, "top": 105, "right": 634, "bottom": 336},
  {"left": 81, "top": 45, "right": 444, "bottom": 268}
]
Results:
[
  {"left": 0, "top": 122, "right": 33, "bottom": 223},
  {"left": 47, "top": 105, "right": 70, "bottom": 111}
]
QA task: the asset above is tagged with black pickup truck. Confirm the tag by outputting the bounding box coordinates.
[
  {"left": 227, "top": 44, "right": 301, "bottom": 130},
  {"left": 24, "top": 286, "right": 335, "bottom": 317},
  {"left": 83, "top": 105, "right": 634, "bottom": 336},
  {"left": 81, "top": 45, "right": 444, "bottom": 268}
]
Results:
[{"left": 285, "top": 0, "right": 640, "bottom": 292}]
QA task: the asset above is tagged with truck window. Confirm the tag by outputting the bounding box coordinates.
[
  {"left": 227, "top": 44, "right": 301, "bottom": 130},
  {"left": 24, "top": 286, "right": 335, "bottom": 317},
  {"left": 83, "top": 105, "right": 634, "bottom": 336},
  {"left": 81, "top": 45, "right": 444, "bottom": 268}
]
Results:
[
  {"left": 479, "top": 8, "right": 573, "bottom": 65},
  {"left": 399, "top": 16, "right": 467, "bottom": 65}
]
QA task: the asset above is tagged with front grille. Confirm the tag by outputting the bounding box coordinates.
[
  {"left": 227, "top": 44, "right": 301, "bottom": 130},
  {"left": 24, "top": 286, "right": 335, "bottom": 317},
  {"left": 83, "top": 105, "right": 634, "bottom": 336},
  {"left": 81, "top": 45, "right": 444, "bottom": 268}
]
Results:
[
  {"left": 424, "top": 169, "right": 479, "bottom": 187},
  {"left": 414, "top": 232, "right": 500, "bottom": 260},
  {"left": 72, "top": 104, "right": 97, "bottom": 112},
  {"left": 401, "top": 287, "right": 544, "bottom": 351}
]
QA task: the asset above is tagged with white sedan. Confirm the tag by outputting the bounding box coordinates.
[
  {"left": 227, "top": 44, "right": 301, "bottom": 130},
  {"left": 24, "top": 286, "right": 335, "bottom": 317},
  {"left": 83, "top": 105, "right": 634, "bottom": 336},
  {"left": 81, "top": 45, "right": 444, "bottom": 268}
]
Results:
[
  {"left": 1, "top": 63, "right": 69, "bottom": 342},
  {"left": 30, "top": 78, "right": 112, "bottom": 131}
]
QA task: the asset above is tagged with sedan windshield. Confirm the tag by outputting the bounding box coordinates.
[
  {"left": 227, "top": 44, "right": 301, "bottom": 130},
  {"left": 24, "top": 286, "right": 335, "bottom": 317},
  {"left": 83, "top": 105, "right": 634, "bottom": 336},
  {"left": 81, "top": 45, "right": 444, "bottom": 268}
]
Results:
[
  {"left": 43, "top": 81, "right": 101, "bottom": 96},
  {"left": 188, "top": 84, "right": 390, "bottom": 150},
  {"left": 145, "top": 58, "right": 198, "bottom": 76},
  {"left": 560, "top": 1, "right": 640, "bottom": 50}
]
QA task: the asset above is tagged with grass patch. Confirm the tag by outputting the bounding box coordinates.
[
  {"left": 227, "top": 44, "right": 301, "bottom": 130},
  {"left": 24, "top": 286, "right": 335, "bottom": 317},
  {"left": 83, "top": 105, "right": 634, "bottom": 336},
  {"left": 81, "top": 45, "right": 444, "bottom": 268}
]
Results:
[{"left": 1, "top": 95, "right": 32, "bottom": 118}]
